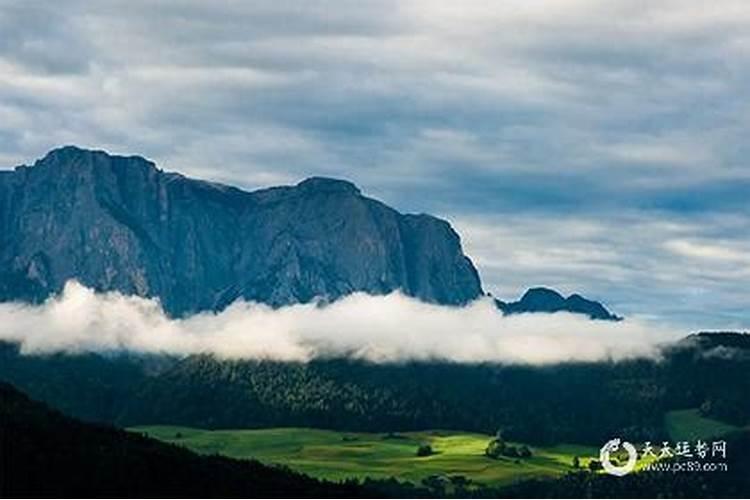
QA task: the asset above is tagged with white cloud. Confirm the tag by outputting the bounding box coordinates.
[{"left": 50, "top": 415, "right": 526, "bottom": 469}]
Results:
[
  {"left": 0, "top": 281, "right": 682, "bottom": 365},
  {"left": 663, "top": 239, "right": 750, "bottom": 264}
]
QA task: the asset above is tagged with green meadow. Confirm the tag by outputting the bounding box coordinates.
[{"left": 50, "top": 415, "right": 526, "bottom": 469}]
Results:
[
  {"left": 665, "top": 409, "right": 741, "bottom": 442},
  {"left": 131, "top": 426, "right": 597, "bottom": 487}
]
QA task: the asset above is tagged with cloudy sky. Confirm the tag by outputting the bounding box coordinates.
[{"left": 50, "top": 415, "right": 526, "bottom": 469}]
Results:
[{"left": 1, "top": 1, "right": 748, "bottom": 329}]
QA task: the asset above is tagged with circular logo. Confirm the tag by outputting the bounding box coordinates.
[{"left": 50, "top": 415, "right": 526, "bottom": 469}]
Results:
[{"left": 600, "top": 438, "right": 637, "bottom": 476}]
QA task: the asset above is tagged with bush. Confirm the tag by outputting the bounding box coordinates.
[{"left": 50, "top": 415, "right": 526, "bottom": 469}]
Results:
[
  {"left": 416, "top": 444, "right": 433, "bottom": 457},
  {"left": 486, "top": 439, "right": 532, "bottom": 460},
  {"left": 485, "top": 438, "right": 505, "bottom": 459},
  {"left": 588, "top": 459, "right": 603, "bottom": 472}
]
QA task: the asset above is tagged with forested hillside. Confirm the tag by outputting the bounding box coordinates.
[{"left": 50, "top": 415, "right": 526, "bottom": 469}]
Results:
[
  {"left": 0, "top": 383, "right": 366, "bottom": 498},
  {"left": 1, "top": 333, "right": 747, "bottom": 446}
]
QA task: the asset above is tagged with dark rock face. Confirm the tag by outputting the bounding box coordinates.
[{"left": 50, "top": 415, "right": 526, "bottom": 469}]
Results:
[
  {"left": 0, "top": 146, "right": 483, "bottom": 316},
  {"left": 496, "top": 287, "right": 621, "bottom": 321}
]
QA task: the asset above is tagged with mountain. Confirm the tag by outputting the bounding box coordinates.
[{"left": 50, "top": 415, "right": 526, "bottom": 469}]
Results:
[
  {"left": 0, "top": 146, "right": 482, "bottom": 316},
  {"left": 0, "top": 382, "right": 366, "bottom": 497},
  {"left": 496, "top": 287, "right": 621, "bottom": 321}
]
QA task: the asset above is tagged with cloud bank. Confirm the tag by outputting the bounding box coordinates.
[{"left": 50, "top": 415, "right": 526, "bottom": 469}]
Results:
[{"left": 0, "top": 281, "right": 683, "bottom": 365}]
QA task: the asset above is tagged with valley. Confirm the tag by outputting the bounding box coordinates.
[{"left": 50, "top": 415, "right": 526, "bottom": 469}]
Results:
[
  {"left": 132, "top": 417, "right": 742, "bottom": 489},
  {"left": 133, "top": 426, "right": 597, "bottom": 487},
  {"left": 5, "top": 381, "right": 748, "bottom": 498}
]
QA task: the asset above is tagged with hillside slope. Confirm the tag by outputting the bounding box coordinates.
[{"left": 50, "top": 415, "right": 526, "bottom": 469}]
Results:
[{"left": 0, "top": 382, "right": 364, "bottom": 498}]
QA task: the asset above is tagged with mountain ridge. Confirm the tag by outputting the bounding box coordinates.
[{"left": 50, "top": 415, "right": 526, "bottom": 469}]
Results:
[
  {"left": 496, "top": 287, "right": 621, "bottom": 321},
  {"left": 0, "top": 146, "right": 483, "bottom": 316},
  {"left": 1, "top": 146, "right": 620, "bottom": 320}
]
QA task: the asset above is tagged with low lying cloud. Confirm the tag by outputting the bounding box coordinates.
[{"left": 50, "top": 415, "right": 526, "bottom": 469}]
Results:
[{"left": 0, "top": 281, "right": 684, "bottom": 364}]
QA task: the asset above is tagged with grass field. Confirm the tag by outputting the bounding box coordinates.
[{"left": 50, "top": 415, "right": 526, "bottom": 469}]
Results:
[
  {"left": 665, "top": 409, "right": 741, "bottom": 442},
  {"left": 130, "top": 426, "right": 597, "bottom": 487}
]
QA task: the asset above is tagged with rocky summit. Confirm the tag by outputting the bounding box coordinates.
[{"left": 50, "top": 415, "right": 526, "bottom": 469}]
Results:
[
  {"left": 496, "top": 287, "right": 621, "bottom": 321},
  {"left": 0, "top": 146, "right": 483, "bottom": 316}
]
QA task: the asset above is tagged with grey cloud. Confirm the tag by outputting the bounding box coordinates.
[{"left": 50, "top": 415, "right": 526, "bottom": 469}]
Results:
[
  {"left": 455, "top": 212, "right": 750, "bottom": 330},
  {"left": 0, "top": 2, "right": 93, "bottom": 75}
]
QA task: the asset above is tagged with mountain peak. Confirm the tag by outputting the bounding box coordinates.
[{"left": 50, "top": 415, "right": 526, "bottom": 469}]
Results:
[
  {"left": 45, "top": 144, "right": 88, "bottom": 156},
  {"left": 296, "top": 176, "right": 361, "bottom": 195},
  {"left": 40, "top": 145, "right": 104, "bottom": 163},
  {"left": 497, "top": 287, "right": 621, "bottom": 321},
  {"left": 32, "top": 146, "right": 157, "bottom": 171},
  {"left": 519, "top": 287, "right": 566, "bottom": 305}
]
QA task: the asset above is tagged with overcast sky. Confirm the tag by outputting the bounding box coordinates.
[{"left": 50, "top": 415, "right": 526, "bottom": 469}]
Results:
[{"left": 1, "top": 1, "right": 748, "bottom": 329}]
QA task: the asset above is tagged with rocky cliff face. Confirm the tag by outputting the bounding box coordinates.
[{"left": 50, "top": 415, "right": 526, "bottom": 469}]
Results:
[{"left": 0, "top": 146, "right": 483, "bottom": 316}]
